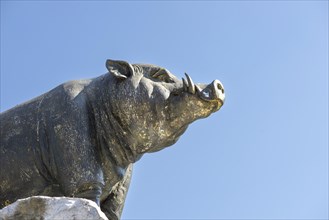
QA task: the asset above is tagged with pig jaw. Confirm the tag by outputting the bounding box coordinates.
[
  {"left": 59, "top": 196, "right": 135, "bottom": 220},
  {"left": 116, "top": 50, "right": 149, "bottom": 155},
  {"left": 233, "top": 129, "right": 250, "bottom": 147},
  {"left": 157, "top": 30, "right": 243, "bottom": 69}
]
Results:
[
  {"left": 128, "top": 73, "right": 225, "bottom": 154},
  {"left": 137, "top": 76, "right": 225, "bottom": 154},
  {"left": 166, "top": 73, "right": 225, "bottom": 129}
]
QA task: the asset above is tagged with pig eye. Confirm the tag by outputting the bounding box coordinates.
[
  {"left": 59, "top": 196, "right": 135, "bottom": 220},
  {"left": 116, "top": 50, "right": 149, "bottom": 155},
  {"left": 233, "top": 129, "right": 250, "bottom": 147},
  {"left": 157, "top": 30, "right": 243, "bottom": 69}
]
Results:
[{"left": 152, "top": 69, "right": 174, "bottom": 83}]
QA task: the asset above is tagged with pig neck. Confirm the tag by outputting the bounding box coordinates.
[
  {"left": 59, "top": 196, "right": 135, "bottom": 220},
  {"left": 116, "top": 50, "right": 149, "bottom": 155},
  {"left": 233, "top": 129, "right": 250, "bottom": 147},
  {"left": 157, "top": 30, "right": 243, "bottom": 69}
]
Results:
[{"left": 86, "top": 75, "right": 141, "bottom": 169}]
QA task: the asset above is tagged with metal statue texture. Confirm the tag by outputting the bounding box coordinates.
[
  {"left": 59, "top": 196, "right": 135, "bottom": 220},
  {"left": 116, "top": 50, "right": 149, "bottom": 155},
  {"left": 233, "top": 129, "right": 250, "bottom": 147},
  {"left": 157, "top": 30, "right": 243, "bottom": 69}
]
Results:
[{"left": 0, "top": 59, "right": 225, "bottom": 219}]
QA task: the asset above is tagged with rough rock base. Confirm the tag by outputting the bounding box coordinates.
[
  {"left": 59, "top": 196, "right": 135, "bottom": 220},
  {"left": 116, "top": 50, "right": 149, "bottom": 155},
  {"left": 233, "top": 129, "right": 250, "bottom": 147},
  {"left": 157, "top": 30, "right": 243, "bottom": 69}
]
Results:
[{"left": 0, "top": 196, "right": 108, "bottom": 220}]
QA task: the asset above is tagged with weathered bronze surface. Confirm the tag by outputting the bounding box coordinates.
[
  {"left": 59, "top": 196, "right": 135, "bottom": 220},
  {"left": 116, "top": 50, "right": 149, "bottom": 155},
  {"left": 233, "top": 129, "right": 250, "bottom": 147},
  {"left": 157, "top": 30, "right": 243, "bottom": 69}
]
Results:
[{"left": 0, "top": 59, "right": 225, "bottom": 219}]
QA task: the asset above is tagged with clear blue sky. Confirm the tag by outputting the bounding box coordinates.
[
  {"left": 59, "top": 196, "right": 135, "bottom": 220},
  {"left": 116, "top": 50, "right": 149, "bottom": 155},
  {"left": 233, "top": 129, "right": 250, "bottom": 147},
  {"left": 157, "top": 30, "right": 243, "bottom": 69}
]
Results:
[{"left": 1, "top": 1, "right": 328, "bottom": 219}]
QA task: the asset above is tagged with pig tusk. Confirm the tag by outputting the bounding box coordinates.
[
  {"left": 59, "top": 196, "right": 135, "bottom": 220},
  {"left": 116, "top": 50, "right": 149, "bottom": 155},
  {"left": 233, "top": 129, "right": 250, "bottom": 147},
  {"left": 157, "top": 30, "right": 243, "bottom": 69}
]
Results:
[
  {"left": 195, "top": 84, "right": 202, "bottom": 94},
  {"left": 185, "top": 73, "right": 195, "bottom": 94},
  {"left": 182, "top": 77, "right": 188, "bottom": 92}
]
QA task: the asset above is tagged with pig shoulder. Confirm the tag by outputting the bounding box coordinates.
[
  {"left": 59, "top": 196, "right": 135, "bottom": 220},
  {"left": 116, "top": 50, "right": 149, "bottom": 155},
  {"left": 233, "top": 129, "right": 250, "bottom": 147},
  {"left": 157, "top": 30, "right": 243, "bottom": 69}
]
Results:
[
  {"left": 62, "top": 79, "right": 93, "bottom": 101},
  {"left": 35, "top": 79, "right": 105, "bottom": 198}
]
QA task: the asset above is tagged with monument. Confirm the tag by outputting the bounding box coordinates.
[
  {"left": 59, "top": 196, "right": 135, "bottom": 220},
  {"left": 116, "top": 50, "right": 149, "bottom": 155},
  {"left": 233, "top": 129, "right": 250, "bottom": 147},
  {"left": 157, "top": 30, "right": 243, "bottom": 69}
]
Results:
[{"left": 0, "top": 59, "right": 225, "bottom": 219}]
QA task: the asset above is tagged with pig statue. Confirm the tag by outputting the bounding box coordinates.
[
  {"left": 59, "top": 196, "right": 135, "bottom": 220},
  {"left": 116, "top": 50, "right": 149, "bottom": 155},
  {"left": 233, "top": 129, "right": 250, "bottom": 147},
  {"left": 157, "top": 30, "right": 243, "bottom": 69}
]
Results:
[{"left": 0, "top": 59, "right": 225, "bottom": 219}]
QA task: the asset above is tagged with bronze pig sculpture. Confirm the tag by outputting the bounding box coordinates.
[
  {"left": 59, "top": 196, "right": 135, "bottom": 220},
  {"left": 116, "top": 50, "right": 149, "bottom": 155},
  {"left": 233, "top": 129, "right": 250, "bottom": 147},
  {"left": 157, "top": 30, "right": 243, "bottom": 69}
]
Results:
[{"left": 0, "top": 60, "right": 225, "bottom": 219}]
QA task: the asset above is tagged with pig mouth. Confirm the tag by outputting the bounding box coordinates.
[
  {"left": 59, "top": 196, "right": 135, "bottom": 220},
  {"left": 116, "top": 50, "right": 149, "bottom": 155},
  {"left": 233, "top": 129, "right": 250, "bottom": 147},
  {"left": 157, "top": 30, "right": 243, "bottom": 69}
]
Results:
[{"left": 181, "top": 73, "right": 224, "bottom": 110}]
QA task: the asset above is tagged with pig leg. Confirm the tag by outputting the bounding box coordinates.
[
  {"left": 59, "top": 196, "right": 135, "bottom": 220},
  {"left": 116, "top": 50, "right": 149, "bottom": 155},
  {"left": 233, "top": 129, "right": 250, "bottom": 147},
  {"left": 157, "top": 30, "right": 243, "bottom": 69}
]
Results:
[
  {"left": 73, "top": 182, "right": 103, "bottom": 206},
  {"left": 49, "top": 117, "right": 105, "bottom": 205},
  {"left": 56, "top": 150, "right": 104, "bottom": 206},
  {"left": 101, "top": 163, "right": 133, "bottom": 220},
  {"left": 56, "top": 154, "right": 104, "bottom": 206}
]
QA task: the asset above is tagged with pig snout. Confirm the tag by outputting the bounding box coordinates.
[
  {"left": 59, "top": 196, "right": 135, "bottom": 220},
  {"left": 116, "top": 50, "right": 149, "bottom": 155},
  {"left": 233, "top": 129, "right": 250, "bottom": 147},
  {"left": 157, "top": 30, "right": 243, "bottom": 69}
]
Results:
[
  {"left": 200, "top": 80, "right": 225, "bottom": 104},
  {"left": 182, "top": 73, "right": 225, "bottom": 105}
]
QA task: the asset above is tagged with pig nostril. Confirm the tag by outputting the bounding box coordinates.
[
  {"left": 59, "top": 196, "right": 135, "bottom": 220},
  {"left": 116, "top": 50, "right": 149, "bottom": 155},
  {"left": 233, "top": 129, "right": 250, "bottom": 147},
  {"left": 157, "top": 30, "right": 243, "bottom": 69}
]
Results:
[
  {"left": 216, "top": 83, "right": 224, "bottom": 93},
  {"left": 216, "top": 83, "right": 222, "bottom": 91}
]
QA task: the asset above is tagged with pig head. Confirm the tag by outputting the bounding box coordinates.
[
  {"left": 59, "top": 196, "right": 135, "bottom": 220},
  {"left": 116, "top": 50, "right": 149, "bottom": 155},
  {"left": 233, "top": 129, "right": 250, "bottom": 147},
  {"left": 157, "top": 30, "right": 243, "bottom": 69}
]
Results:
[{"left": 104, "top": 60, "right": 225, "bottom": 154}]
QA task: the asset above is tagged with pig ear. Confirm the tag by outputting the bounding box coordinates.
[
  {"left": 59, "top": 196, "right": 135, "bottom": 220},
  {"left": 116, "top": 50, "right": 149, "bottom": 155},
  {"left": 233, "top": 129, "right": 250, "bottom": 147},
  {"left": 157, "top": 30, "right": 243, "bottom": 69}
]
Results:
[{"left": 106, "top": 59, "right": 134, "bottom": 80}]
